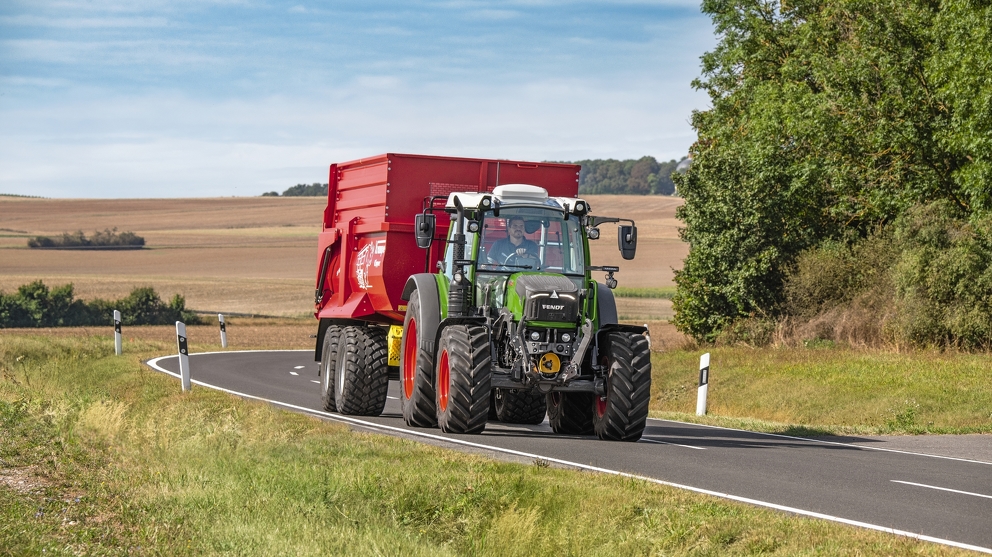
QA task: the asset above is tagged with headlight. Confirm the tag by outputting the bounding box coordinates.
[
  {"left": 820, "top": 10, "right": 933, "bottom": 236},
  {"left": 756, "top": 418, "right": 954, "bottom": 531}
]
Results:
[
  {"left": 560, "top": 332, "right": 572, "bottom": 343},
  {"left": 530, "top": 330, "right": 541, "bottom": 341}
]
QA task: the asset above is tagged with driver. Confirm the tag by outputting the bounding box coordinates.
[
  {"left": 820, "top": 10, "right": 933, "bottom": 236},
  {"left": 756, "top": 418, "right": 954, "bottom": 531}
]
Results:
[{"left": 487, "top": 216, "right": 539, "bottom": 266}]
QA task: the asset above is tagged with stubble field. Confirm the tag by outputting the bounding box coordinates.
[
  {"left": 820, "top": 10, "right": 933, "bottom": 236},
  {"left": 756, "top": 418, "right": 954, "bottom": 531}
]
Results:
[{"left": 0, "top": 194, "right": 686, "bottom": 329}]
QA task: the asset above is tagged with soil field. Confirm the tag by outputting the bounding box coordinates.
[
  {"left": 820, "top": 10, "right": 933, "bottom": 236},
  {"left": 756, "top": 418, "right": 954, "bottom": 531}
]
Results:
[{"left": 0, "top": 194, "right": 686, "bottom": 320}]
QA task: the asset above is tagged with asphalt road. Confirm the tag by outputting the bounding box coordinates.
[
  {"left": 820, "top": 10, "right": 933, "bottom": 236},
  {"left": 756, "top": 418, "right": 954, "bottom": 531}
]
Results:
[{"left": 147, "top": 350, "right": 992, "bottom": 553}]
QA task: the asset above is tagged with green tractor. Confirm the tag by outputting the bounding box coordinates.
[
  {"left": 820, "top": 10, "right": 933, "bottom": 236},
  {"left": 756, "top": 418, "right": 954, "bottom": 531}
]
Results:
[{"left": 400, "top": 184, "right": 651, "bottom": 441}]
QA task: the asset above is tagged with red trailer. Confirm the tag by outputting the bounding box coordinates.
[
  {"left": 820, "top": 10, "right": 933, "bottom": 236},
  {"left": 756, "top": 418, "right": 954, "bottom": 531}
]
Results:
[{"left": 313, "top": 153, "right": 581, "bottom": 324}]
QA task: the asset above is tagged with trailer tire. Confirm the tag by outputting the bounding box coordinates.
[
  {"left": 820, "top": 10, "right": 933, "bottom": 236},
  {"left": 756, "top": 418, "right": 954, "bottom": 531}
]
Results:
[
  {"left": 319, "top": 325, "right": 341, "bottom": 412},
  {"left": 547, "top": 392, "right": 594, "bottom": 435},
  {"left": 494, "top": 388, "right": 547, "bottom": 424},
  {"left": 334, "top": 325, "right": 390, "bottom": 416},
  {"left": 400, "top": 290, "right": 438, "bottom": 427},
  {"left": 592, "top": 332, "right": 651, "bottom": 441},
  {"left": 435, "top": 324, "right": 491, "bottom": 434}
]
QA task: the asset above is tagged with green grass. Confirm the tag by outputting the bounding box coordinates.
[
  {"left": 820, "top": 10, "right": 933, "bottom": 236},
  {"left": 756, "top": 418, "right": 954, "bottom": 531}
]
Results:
[
  {"left": 612, "top": 286, "right": 676, "bottom": 299},
  {"left": 0, "top": 334, "right": 974, "bottom": 555},
  {"left": 651, "top": 346, "right": 992, "bottom": 435}
]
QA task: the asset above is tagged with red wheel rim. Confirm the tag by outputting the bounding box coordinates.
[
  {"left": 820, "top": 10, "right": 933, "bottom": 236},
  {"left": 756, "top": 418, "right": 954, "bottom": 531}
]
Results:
[
  {"left": 402, "top": 319, "right": 417, "bottom": 399},
  {"left": 437, "top": 349, "right": 450, "bottom": 412}
]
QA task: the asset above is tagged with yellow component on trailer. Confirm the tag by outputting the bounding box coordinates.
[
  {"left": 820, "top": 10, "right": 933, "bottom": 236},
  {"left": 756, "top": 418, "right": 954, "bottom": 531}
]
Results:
[{"left": 387, "top": 325, "right": 404, "bottom": 366}]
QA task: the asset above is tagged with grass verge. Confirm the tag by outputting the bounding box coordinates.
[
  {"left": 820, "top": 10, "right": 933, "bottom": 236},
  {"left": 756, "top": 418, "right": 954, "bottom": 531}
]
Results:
[
  {"left": 0, "top": 333, "right": 973, "bottom": 555},
  {"left": 651, "top": 346, "right": 992, "bottom": 435}
]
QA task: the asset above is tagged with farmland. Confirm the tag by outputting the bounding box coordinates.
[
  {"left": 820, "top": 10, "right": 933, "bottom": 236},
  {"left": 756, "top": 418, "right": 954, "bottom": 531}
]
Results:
[{"left": 0, "top": 194, "right": 686, "bottom": 323}]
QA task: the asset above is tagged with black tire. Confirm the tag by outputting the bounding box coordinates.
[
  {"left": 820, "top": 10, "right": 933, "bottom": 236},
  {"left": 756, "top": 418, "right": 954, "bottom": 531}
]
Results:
[
  {"left": 319, "top": 324, "right": 341, "bottom": 412},
  {"left": 494, "top": 388, "right": 547, "bottom": 424},
  {"left": 547, "top": 391, "right": 594, "bottom": 435},
  {"left": 399, "top": 290, "right": 437, "bottom": 427},
  {"left": 435, "top": 324, "right": 491, "bottom": 434},
  {"left": 592, "top": 332, "right": 652, "bottom": 441},
  {"left": 334, "top": 325, "right": 390, "bottom": 416}
]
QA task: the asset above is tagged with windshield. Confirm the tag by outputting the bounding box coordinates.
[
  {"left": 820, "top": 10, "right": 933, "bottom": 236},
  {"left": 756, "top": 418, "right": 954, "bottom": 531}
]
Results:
[{"left": 477, "top": 207, "right": 584, "bottom": 275}]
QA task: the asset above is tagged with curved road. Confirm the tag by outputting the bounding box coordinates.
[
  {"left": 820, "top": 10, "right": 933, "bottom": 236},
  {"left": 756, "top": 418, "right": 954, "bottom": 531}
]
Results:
[{"left": 147, "top": 350, "right": 992, "bottom": 554}]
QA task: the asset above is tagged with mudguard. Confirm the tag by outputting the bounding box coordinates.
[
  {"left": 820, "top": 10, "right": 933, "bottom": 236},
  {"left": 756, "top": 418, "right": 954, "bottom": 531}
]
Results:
[{"left": 402, "top": 274, "right": 442, "bottom": 357}]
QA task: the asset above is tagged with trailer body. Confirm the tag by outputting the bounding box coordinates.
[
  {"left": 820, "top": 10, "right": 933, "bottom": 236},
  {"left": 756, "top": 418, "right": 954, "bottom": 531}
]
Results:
[{"left": 314, "top": 153, "right": 581, "bottom": 324}]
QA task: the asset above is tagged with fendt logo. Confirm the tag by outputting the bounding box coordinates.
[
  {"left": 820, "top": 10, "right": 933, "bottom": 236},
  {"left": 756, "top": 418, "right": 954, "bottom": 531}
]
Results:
[{"left": 542, "top": 304, "right": 565, "bottom": 311}]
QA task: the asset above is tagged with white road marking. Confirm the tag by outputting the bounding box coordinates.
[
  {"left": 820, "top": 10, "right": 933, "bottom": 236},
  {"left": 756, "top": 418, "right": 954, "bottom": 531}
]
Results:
[
  {"left": 290, "top": 371, "right": 299, "bottom": 376},
  {"left": 892, "top": 480, "right": 992, "bottom": 500},
  {"left": 640, "top": 438, "right": 705, "bottom": 450},
  {"left": 294, "top": 366, "right": 305, "bottom": 369},
  {"left": 651, "top": 417, "right": 992, "bottom": 466},
  {"left": 386, "top": 396, "right": 398, "bottom": 400},
  {"left": 311, "top": 380, "right": 320, "bottom": 384},
  {"left": 144, "top": 352, "right": 992, "bottom": 555}
]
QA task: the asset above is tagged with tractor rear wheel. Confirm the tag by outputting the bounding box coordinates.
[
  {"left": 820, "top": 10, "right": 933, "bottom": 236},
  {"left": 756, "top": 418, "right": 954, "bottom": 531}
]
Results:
[
  {"left": 319, "top": 324, "right": 341, "bottom": 412},
  {"left": 546, "top": 391, "right": 594, "bottom": 435},
  {"left": 334, "top": 325, "right": 390, "bottom": 416},
  {"left": 592, "top": 332, "right": 651, "bottom": 441},
  {"left": 494, "top": 388, "right": 547, "bottom": 424},
  {"left": 435, "top": 324, "right": 491, "bottom": 434},
  {"left": 399, "top": 290, "right": 437, "bottom": 427}
]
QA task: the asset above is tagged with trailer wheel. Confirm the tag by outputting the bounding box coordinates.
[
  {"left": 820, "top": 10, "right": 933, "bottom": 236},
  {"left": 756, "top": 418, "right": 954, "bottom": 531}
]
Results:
[
  {"left": 592, "top": 332, "right": 651, "bottom": 441},
  {"left": 494, "top": 388, "right": 547, "bottom": 424},
  {"left": 435, "top": 324, "right": 491, "bottom": 434},
  {"left": 400, "top": 290, "right": 438, "bottom": 427},
  {"left": 334, "top": 325, "right": 390, "bottom": 416},
  {"left": 546, "top": 391, "right": 594, "bottom": 435},
  {"left": 319, "top": 325, "right": 341, "bottom": 412}
]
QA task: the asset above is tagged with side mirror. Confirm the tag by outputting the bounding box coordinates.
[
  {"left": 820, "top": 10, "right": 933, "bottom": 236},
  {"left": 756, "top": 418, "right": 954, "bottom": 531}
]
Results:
[
  {"left": 415, "top": 213, "right": 435, "bottom": 249},
  {"left": 618, "top": 225, "right": 637, "bottom": 260}
]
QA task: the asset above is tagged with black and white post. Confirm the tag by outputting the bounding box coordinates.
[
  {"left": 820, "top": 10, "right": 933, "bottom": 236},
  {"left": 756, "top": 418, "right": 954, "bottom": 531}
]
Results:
[
  {"left": 218, "top": 313, "right": 227, "bottom": 348},
  {"left": 176, "top": 321, "right": 191, "bottom": 392},
  {"left": 696, "top": 352, "right": 710, "bottom": 416},
  {"left": 113, "top": 310, "right": 122, "bottom": 356}
]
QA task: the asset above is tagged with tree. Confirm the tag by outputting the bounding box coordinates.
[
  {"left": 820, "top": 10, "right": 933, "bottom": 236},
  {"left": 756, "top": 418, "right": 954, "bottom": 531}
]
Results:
[{"left": 673, "top": 0, "right": 990, "bottom": 341}]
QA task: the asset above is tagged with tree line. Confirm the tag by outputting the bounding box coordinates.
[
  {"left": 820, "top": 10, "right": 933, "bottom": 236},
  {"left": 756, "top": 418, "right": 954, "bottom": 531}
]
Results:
[
  {"left": 674, "top": 0, "right": 992, "bottom": 349},
  {"left": 261, "top": 157, "right": 687, "bottom": 197}
]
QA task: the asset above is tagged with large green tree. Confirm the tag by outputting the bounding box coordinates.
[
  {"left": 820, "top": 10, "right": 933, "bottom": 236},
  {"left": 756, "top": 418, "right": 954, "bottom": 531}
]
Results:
[{"left": 673, "top": 0, "right": 992, "bottom": 341}]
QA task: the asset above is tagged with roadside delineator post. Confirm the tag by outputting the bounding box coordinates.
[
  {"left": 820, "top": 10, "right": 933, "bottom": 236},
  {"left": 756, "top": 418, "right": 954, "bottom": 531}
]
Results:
[
  {"left": 113, "top": 310, "right": 122, "bottom": 356},
  {"left": 218, "top": 313, "right": 228, "bottom": 348},
  {"left": 176, "top": 321, "right": 191, "bottom": 392},
  {"left": 696, "top": 352, "right": 710, "bottom": 416},
  {"left": 643, "top": 323, "right": 651, "bottom": 349}
]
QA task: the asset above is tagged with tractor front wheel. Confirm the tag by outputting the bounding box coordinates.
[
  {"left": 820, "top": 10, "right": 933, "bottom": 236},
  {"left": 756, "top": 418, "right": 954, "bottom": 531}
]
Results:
[
  {"left": 494, "top": 388, "right": 547, "bottom": 424},
  {"left": 435, "top": 324, "right": 491, "bottom": 434},
  {"left": 547, "top": 391, "right": 594, "bottom": 435},
  {"left": 592, "top": 332, "right": 651, "bottom": 441}
]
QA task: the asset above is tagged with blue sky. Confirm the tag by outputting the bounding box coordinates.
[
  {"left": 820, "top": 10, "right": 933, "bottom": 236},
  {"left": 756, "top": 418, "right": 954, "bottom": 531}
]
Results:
[{"left": 0, "top": 1, "right": 715, "bottom": 198}]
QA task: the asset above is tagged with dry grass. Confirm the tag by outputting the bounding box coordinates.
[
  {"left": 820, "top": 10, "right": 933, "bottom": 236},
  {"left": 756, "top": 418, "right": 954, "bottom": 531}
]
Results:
[{"left": 0, "top": 194, "right": 686, "bottom": 317}]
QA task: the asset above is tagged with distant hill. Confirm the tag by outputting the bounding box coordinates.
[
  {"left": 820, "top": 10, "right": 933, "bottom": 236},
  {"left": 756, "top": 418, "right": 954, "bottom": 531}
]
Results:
[{"left": 263, "top": 156, "right": 687, "bottom": 197}]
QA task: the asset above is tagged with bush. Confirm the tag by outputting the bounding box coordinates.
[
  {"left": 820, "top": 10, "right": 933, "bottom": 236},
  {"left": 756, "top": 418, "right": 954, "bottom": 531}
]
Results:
[
  {"left": 28, "top": 228, "right": 144, "bottom": 249},
  {"left": 778, "top": 201, "right": 992, "bottom": 349},
  {"left": 0, "top": 281, "right": 201, "bottom": 328}
]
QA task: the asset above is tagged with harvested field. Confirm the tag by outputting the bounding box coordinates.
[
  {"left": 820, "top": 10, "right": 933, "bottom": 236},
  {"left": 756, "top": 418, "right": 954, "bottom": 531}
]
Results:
[{"left": 0, "top": 194, "right": 685, "bottom": 318}]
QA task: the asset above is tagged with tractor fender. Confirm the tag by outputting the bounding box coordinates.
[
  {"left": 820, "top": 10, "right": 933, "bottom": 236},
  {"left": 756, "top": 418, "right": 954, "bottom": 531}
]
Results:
[
  {"left": 402, "top": 274, "right": 443, "bottom": 358},
  {"left": 596, "top": 282, "right": 619, "bottom": 326}
]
